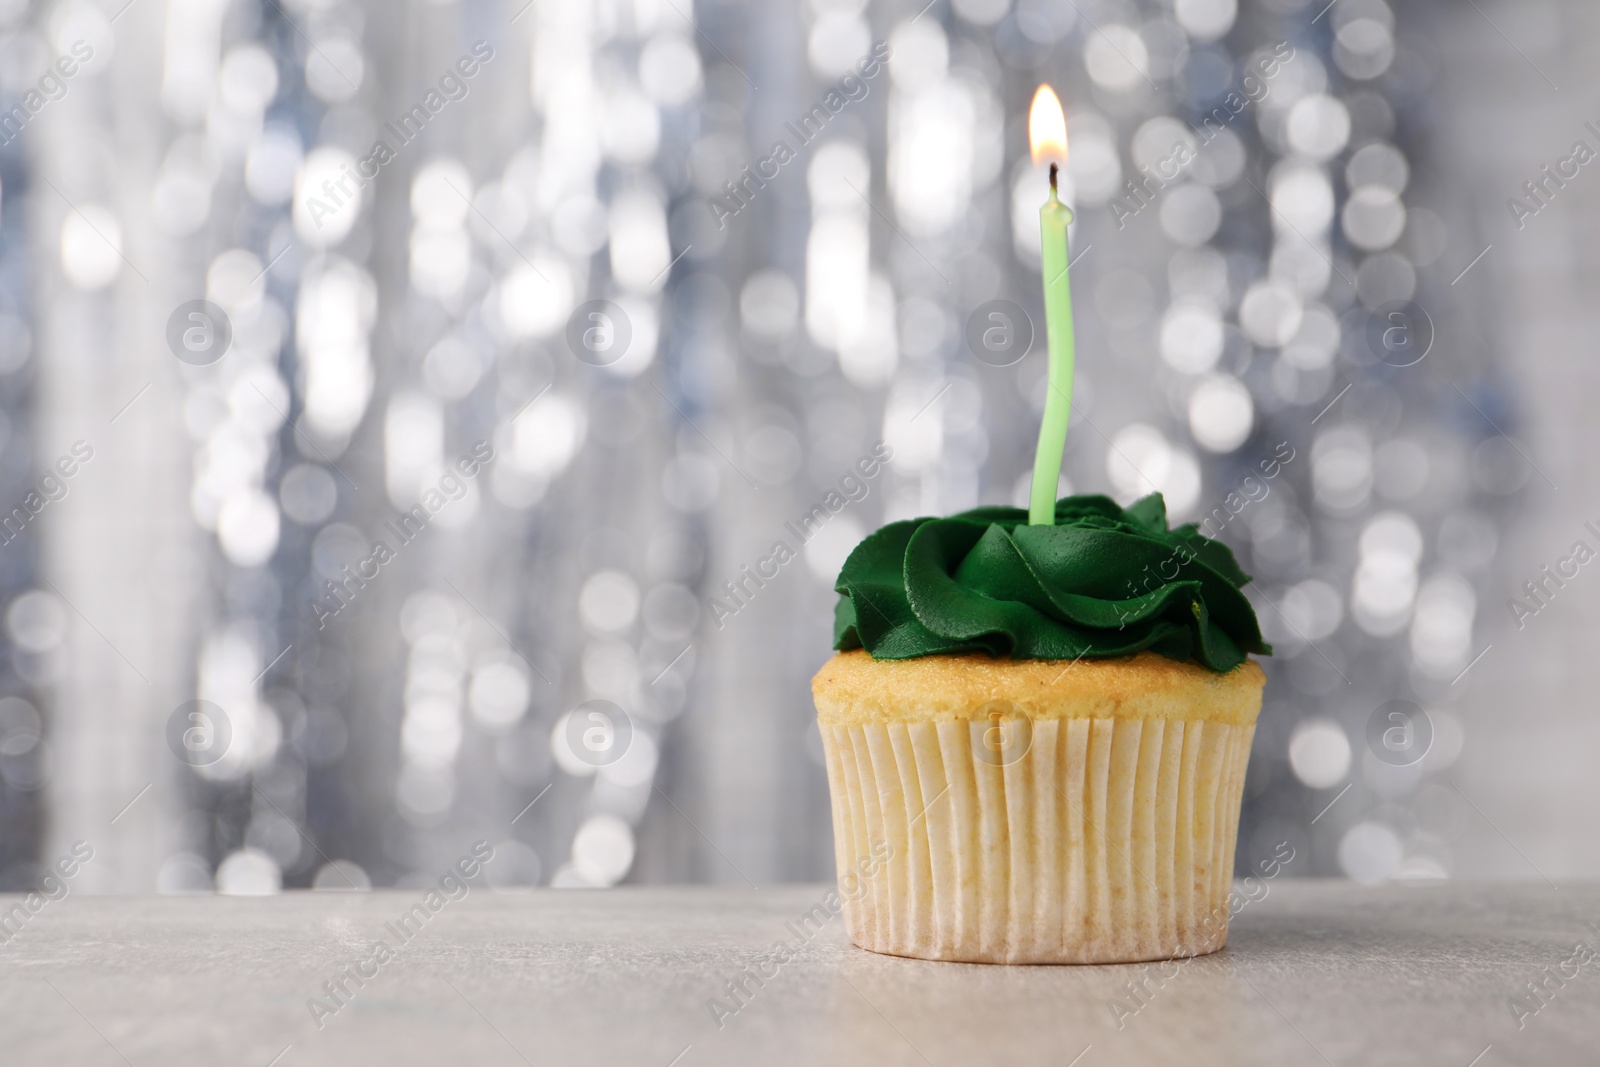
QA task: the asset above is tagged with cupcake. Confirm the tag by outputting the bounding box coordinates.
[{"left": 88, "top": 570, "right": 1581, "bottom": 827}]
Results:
[{"left": 813, "top": 492, "right": 1269, "bottom": 964}]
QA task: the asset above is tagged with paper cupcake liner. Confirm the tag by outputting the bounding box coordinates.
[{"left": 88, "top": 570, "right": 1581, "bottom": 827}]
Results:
[{"left": 820, "top": 715, "right": 1256, "bottom": 964}]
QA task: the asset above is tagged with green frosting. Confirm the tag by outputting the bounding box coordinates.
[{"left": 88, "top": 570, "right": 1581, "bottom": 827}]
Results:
[{"left": 832, "top": 493, "right": 1270, "bottom": 672}]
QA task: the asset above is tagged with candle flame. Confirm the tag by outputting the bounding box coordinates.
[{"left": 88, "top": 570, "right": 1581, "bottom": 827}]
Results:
[{"left": 1029, "top": 85, "right": 1067, "bottom": 166}]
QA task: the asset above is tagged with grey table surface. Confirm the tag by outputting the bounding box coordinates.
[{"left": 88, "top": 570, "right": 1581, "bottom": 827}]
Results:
[{"left": 0, "top": 881, "right": 1594, "bottom": 1066}]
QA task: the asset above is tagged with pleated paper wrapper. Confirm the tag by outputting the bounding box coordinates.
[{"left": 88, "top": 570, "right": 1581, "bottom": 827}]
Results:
[{"left": 821, "top": 716, "right": 1256, "bottom": 964}]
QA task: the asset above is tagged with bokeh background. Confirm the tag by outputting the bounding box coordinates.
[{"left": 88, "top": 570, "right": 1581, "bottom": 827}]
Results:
[{"left": 0, "top": 0, "right": 1586, "bottom": 894}]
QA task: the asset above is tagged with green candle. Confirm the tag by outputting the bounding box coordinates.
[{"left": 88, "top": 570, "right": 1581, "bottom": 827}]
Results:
[{"left": 1028, "top": 85, "right": 1076, "bottom": 526}]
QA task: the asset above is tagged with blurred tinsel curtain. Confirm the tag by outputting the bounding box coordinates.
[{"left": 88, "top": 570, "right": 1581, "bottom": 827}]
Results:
[{"left": 0, "top": 0, "right": 1516, "bottom": 891}]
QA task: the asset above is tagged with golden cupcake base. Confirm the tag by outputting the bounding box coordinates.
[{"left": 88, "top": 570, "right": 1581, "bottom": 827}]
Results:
[{"left": 814, "top": 651, "right": 1264, "bottom": 964}]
